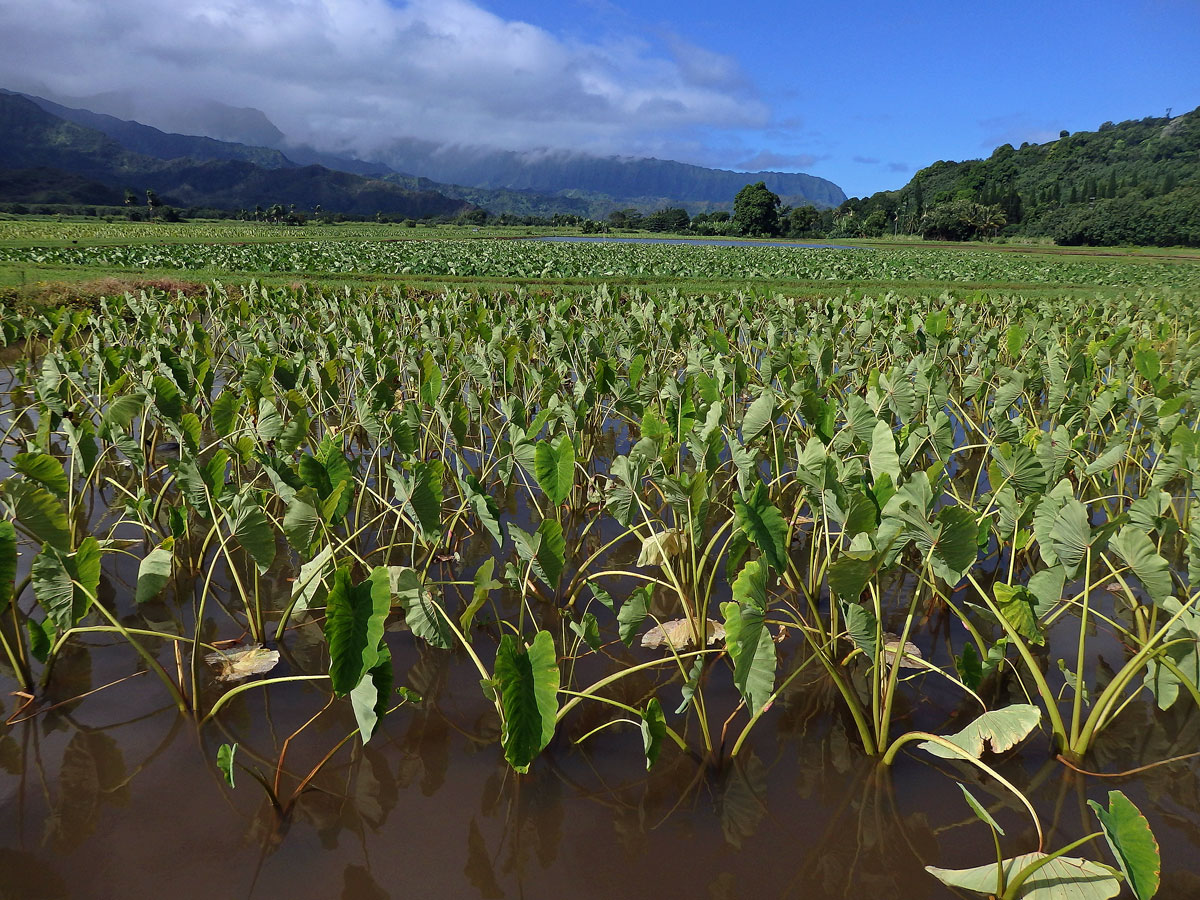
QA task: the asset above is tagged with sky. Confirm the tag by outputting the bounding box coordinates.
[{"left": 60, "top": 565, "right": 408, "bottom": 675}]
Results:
[{"left": 0, "top": 0, "right": 1198, "bottom": 197}]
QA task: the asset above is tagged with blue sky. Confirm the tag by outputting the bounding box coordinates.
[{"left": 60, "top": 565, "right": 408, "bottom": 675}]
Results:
[{"left": 0, "top": 0, "right": 1197, "bottom": 197}]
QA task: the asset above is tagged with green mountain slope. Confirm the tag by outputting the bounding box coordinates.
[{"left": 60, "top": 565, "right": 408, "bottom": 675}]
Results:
[
  {"left": 837, "top": 107, "right": 1200, "bottom": 246},
  {"left": 0, "top": 93, "right": 471, "bottom": 218}
]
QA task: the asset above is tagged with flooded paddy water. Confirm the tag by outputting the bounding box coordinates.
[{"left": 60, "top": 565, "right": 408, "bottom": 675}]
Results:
[{"left": 2, "top": 268, "right": 1200, "bottom": 898}]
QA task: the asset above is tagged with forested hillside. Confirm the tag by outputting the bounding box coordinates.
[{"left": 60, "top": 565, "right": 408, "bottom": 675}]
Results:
[{"left": 832, "top": 108, "right": 1199, "bottom": 245}]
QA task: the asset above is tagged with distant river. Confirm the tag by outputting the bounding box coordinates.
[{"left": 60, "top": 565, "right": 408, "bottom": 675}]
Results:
[{"left": 530, "top": 236, "right": 860, "bottom": 250}]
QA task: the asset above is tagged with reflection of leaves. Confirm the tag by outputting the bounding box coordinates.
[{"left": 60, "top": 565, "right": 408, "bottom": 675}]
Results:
[
  {"left": 341, "top": 864, "right": 390, "bottom": 900},
  {"left": 465, "top": 818, "right": 505, "bottom": 899},
  {"left": 49, "top": 731, "right": 128, "bottom": 852},
  {"left": 717, "top": 753, "right": 766, "bottom": 849}
]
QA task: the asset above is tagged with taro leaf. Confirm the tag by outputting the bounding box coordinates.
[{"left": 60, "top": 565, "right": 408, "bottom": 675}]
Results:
[
  {"left": 282, "top": 486, "right": 321, "bottom": 552},
  {"left": 733, "top": 482, "right": 788, "bottom": 574},
  {"left": 1, "top": 480, "right": 70, "bottom": 551},
  {"left": 229, "top": 494, "right": 275, "bottom": 574},
  {"left": 639, "top": 697, "right": 666, "bottom": 770},
  {"left": 677, "top": 656, "right": 704, "bottom": 714},
  {"left": 324, "top": 565, "right": 391, "bottom": 696},
  {"left": 205, "top": 643, "right": 280, "bottom": 682},
  {"left": 211, "top": 391, "right": 238, "bottom": 438},
  {"left": 1085, "top": 441, "right": 1128, "bottom": 477},
  {"left": 494, "top": 631, "right": 559, "bottom": 773},
  {"left": 721, "top": 599, "right": 776, "bottom": 716},
  {"left": 740, "top": 388, "right": 775, "bottom": 444},
  {"left": 731, "top": 557, "right": 768, "bottom": 611},
  {"left": 1005, "top": 324, "right": 1027, "bottom": 359},
  {"left": 958, "top": 782, "right": 1005, "bottom": 835},
  {"left": 1088, "top": 790, "right": 1160, "bottom": 900},
  {"left": 12, "top": 452, "right": 70, "bottom": 499},
  {"left": 989, "top": 442, "right": 1047, "bottom": 497},
  {"left": 291, "top": 544, "right": 333, "bottom": 615},
  {"left": 27, "top": 617, "right": 52, "bottom": 663},
  {"left": 570, "top": 611, "right": 602, "bottom": 651},
  {"left": 956, "top": 642, "right": 983, "bottom": 690},
  {"left": 585, "top": 581, "right": 615, "bottom": 613},
  {"left": 102, "top": 393, "right": 144, "bottom": 433},
  {"left": 216, "top": 743, "right": 237, "bottom": 788},
  {"left": 533, "top": 518, "right": 565, "bottom": 591},
  {"left": 256, "top": 398, "right": 283, "bottom": 442},
  {"left": 32, "top": 537, "right": 100, "bottom": 631},
  {"left": 463, "top": 475, "right": 503, "bottom": 547},
  {"left": 1032, "top": 479, "right": 1075, "bottom": 567},
  {"left": 926, "top": 853, "right": 1120, "bottom": 899},
  {"left": 1058, "top": 659, "right": 1090, "bottom": 706},
  {"left": 828, "top": 550, "right": 876, "bottom": 602},
  {"left": 461, "top": 557, "right": 500, "bottom": 633},
  {"left": 391, "top": 565, "right": 451, "bottom": 650},
  {"left": 842, "top": 600, "right": 878, "bottom": 660},
  {"left": 641, "top": 617, "right": 725, "bottom": 649},
  {"left": 407, "top": 459, "right": 443, "bottom": 540},
  {"left": 0, "top": 520, "right": 16, "bottom": 615},
  {"left": 350, "top": 644, "right": 393, "bottom": 744},
  {"left": 636, "top": 529, "right": 685, "bottom": 568},
  {"left": 929, "top": 505, "right": 979, "bottom": 585},
  {"left": 533, "top": 433, "right": 574, "bottom": 506},
  {"left": 151, "top": 374, "right": 182, "bottom": 421},
  {"left": 918, "top": 704, "right": 1041, "bottom": 759},
  {"left": 1050, "top": 498, "right": 1093, "bottom": 575},
  {"left": 994, "top": 583, "right": 1045, "bottom": 645},
  {"left": 1108, "top": 526, "right": 1173, "bottom": 605},
  {"left": 617, "top": 585, "right": 651, "bottom": 646},
  {"left": 134, "top": 539, "right": 174, "bottom": 604},
  {"left": 1027, "top": 566, "right": 1066, "bottom": 618},
  {"left": 868, "top": 419, "right": 902, "bottom": 486}
]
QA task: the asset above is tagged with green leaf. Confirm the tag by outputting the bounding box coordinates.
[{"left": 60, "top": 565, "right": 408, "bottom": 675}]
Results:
[
  {"left": 930, "top": 505, "right": 979, "bottom": 585},
  {"left": 1, "top": 480, "right": 71, "bottom": 551},
  {"left": 32, "top": 537, "right": 100, "bottom": 631},
  {"left": 740, "top": 388, "right": 775, "bottom": 444},
  {"left": 135, "top": 539, "right": 174, "bottom": 604},
  {"left": 1088, "top": 790, "right": 1160, "bottom": 900},
  {"left": 733, "top": 482, "right": 788, "bottom": 574},
  {"left": 1050, "top": 498, "right": 1093, "bottom": 575},
  {"left": 282, "top": 487, "right": 321, "bottom": 552},
  {"left": 151, "top": 374, "right": 182, "bottom": 421},
  {"left": 216, "top": 743, "right": 237, "bottom": 788},
  {"left": 731, "top": 557, "right": 768, "bottom": 611},
  {"left": 569, "top": 611, "right": 601, "bottom": 652},
  {"left": 926, "top": 853, "right": 1120, "bottom": 899},
  {"left": 955, "top": 642, "right": 983, "bottom": 690},
  {"left": 494, "top": 631, "right": 559, "bottom": 773},
  {"left": 640, "top": 697, "right": 666, "bottom": 770},
  {"left": 918, "top": 704, "right": 1041, "bottom": 759},
  {"left": 533, "top": 518, "right": 565, "bottom": 591},
  {"left": 617, "top": 585, "right": 651, "bottom": 646},
  {"left": 829, "top": 550, "right": 876, "bottom": 602},
  {"left": 349, "top": 645, "right": 393, "bottom": 744},
  {"left": 391, "top": 566, "right": 451, "bottom": 650},
  {"left": 989, "top": 442, "right": 1047, "bottom": 496},
  {"left": 1108, "top": 526, "right": 1173, "bottom": 605},
  {"left": 994, "top": 582, "right": 1045, "bottom": 645},
  {"left": 102, "top": 393, "right": 144, "bottom": 433},
  {"left": 406, "top": 460, "right": 443, "bottom": 540},
  {"left": 12, "top": 452, "right": 70, "bottom": 499},
  {"left": 0, "top": 520, "right": 16, "bottom": 616},
  {"left": 842, "top": 600, "right": 878, "bottom": 659},
  {"left": 461, "top": 558, "right": 500, "bottom": 633},
  {"left": 211, "top": 391, "right": 238, "bottom": 438},
  {"left": 721, "top": 598, "right": 777, "bottom": 716},
  {"left": 868, "top": 419, "right": 901, "bottom": 486},
  {"left": 958, "top": 782, "right": 1004, "bottom": 836},
  {"left": 27, "top": 617, "right": 52, "bottom": 663},
  {"left": 533, "top": 433, "right": 574, "bottom": 506},
  {"left": 229, "top": 495, "right": 276, "bottom": 574},
  {"left": 324, "top": 566, "right": 391, "bottom": 696}
]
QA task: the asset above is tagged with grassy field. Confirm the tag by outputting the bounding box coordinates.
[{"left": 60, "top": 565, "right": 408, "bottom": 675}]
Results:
[{"left": 2, "top": 219, "right": 1198, "bottom": 303}]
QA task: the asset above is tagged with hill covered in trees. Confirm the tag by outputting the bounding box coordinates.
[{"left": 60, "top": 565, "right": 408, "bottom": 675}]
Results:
[{"left": 829, "top": 107, "right": 1200, "bottom": 246}]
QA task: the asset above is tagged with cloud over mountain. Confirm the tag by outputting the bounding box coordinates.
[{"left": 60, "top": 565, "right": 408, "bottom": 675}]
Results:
[{"left": 0, "top": 0, "right": 769, "bottom": 161}]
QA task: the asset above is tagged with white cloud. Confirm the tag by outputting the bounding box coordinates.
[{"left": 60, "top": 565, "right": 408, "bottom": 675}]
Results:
[{"left": 0, "top": 0, "right": 769, "bottom": 160}]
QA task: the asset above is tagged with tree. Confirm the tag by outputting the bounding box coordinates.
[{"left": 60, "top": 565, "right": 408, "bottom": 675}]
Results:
[
  {"left": 145, "top": 189, "right": 160, "bottom": 218},
  {"left": 733, "top": 182, "right": 781, "bottom": 236}
]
